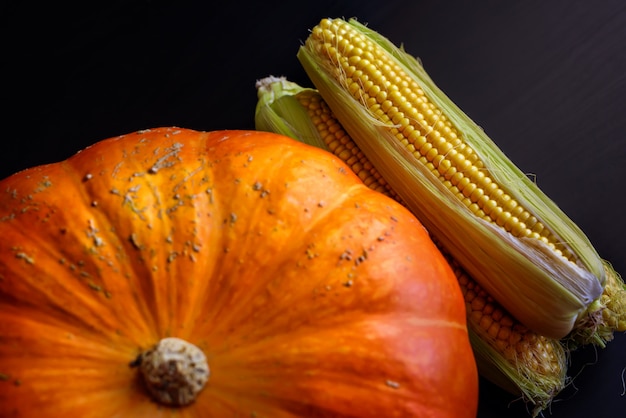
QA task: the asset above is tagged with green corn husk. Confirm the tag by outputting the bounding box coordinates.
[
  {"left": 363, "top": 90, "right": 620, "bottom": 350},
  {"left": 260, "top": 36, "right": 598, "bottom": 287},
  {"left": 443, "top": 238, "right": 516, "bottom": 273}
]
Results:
[
  {"left": 255, "top": 75, "right": 328, "bottom": 150},
  {"left": 295, "top": 17, "right": 615, "bottom": 340}
]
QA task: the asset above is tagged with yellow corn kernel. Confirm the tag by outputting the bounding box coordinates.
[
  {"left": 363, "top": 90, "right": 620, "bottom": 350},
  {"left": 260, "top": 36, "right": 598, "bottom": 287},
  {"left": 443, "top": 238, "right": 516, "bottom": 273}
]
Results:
[
  {"left": 452, "top": 257, "right": 567, "bottom": 416},
  {"left": 298, "top": 17, "right": 610, "bottom": 339}
]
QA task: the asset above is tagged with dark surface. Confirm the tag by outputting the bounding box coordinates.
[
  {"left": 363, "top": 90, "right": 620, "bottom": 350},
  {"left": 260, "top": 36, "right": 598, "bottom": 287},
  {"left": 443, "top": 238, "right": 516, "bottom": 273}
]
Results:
[{"left": 2, "top": 1, "right": 625, "bottom": 417}]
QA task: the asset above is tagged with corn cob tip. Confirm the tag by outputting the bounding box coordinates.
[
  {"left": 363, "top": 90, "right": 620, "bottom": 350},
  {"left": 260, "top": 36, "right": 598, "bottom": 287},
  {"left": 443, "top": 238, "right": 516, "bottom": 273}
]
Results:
[
  {"left": 568, "top": 260, "right": 626, "bottom": 348},
  {"left": 254, "top": 75, "right": 330, "bottom": 150},
  {"left": 601, "top": 262, "right": 626, "bottom": 332},
  {"left": 256, "top": 75, "right": 298, "bottom": 98}
]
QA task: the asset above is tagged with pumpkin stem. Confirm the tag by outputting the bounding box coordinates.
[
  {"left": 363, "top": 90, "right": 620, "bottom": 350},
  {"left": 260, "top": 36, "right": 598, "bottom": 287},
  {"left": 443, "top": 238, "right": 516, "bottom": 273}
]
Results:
[{"left": 135, "top": 337, "right": 209, "bottom": 406}]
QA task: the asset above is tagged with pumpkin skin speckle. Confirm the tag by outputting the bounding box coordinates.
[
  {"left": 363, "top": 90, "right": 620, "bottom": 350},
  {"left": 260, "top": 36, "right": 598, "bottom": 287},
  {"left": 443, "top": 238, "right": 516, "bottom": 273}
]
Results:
[{"left": 0, "top": 128, "right": 478, "bottom": 417}]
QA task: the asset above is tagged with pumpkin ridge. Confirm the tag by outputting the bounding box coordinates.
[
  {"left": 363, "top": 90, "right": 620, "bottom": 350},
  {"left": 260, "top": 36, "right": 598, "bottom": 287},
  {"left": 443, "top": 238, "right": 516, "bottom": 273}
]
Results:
[
  {"left": 0, "top": 203, "right": 146, "bottom": 344},
  {"left": 64, "top": 157, "right": 166, "bottom": 341},
  {"left": 181, "top": 134, "right": 370, "bottom": 340},
  {"left": 63, "top": 129, "right": 217, "bottom": 341},
  {"left": 60, "top": 154, "right": 170, "bottom": 343}
]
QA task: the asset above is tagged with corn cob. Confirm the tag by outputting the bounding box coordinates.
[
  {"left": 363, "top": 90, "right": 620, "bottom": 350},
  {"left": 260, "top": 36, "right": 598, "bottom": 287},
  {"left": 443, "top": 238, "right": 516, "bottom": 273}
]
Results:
[
  {"left": 294, "top": 17, "right": 624, "bottom": 341},
  {"left": 255, "top": 76, "right": 569, "bottom": 415}
]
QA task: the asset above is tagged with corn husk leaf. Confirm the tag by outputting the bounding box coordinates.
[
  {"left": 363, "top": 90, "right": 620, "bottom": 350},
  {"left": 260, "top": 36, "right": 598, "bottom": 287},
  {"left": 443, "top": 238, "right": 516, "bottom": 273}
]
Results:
[{"left": 254, "top": 75, "right": 327, "bottom": 150}]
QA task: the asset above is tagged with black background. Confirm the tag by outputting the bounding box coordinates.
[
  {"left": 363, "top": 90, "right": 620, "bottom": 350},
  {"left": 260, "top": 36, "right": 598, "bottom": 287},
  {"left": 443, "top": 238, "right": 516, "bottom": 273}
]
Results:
[{"left": 2, "top": 1, "right": 625, "bottom": 417}]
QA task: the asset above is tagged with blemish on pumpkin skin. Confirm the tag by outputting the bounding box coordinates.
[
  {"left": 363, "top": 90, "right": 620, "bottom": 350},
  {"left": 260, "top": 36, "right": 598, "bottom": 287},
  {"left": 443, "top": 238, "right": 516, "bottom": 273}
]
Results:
[
  {"left": 167, "top": 252, "right": 179, "bottom": 263},
  {"left": 166, "top": 199, "right": 184, "bottom": 215},
  {"left": 88, "top": 282, "right": 102, "bottom": 292},
  {"left": 148, "top": 142, "right": 184, "bottom": 174},
  {"left": 15, "top": 252, "right": 35, "bottom": 265},
  {"left": 128, "top": 172, "right": 146, "bottom": 182},
  {"left": 129, "top": 233, "right": 144, "bottom": 250},
  {"left": 87, "top": 220, "right": 105, "bottom": 248},
  {"left": 385, "top": 380, "right": 401, "bottom": 389},
  {"left": 111, "top": 162, "right": 124, "bottom": 178},
  {"left": 355, "top": 250, "right": 368, "bottom": 266},
  {"left": 305, "top": 244, "right": 319, "bottom": 259},
  {"left": 18, "top": 194, "right": 34, "bottom": 205},
  {"left": 33, "top": 177, "right": 52, "bottom": 193},
  {"left": 206, "top": 187, "right": 214, "bottom": 204},
  {"left": 0, "top": 213, "right": 16, "bottom": 222},
  {"left": 251, "top": 180, "right": 271, "bottom": 198}
]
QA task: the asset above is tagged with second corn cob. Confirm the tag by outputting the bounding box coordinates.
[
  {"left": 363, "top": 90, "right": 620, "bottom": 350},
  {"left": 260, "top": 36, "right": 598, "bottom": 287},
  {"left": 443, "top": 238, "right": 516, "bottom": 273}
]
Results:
[
  {"left": 255, "top": 76, "right": 569, "bottom": 416},
  {"left": 293, "top": 17, "right": 625, "bottom": 342}
]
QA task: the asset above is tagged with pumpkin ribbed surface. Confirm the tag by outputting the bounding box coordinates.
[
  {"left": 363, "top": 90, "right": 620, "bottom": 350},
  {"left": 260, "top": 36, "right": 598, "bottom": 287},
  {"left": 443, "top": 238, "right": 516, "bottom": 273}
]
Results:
[{"left": 0, "top": 128, "right": 477, "bottom": 417}]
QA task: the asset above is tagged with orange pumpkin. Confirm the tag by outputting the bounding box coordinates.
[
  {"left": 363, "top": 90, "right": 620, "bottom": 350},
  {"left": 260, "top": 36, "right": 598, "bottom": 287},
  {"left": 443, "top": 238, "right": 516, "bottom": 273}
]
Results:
[{"left": 0, "top": 127, "right": 477, "bottom": 417}]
